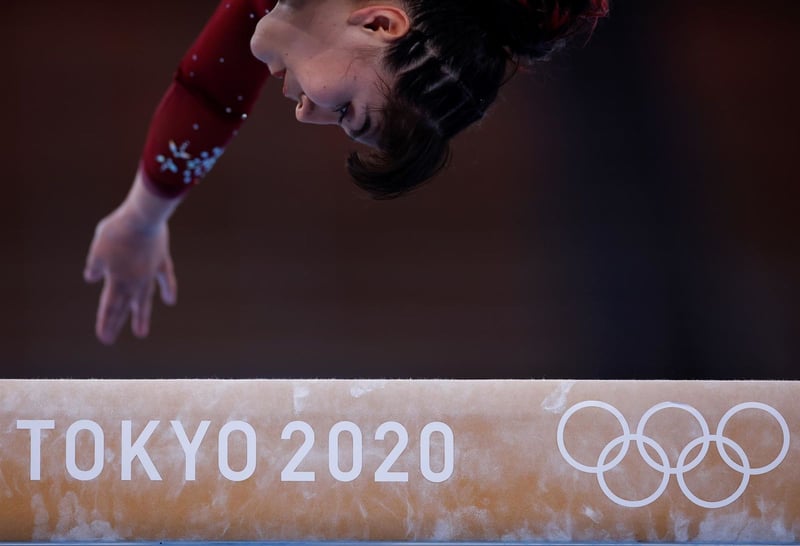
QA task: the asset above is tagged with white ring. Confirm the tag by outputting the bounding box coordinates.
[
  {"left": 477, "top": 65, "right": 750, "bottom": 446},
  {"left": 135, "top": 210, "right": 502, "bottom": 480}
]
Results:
[
  {"left": 557, "top": 400, "right": 630, "bottom": 474},
  {"left": 716, "top": 402, "right": 790, "bottom": 475},
  {"left": 596, "top": 434, "right": 671, "bottom": 508},
  {"left": 635, "top": 402, "right": 711, "bottom": 475},
  {"left": 676, "top": 434, "right": 750, "bottom": 509}
]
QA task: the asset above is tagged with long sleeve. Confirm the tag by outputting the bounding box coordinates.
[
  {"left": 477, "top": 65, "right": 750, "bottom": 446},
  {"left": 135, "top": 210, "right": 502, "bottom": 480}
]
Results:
[{"left": 140, "top": 0, "right": 276, "bottom": 198}]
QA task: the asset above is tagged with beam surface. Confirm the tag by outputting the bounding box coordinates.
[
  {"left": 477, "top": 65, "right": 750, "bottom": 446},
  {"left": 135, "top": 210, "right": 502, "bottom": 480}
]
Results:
[{"left": 0, "top": 380, "right": 797, "bottom": 543}]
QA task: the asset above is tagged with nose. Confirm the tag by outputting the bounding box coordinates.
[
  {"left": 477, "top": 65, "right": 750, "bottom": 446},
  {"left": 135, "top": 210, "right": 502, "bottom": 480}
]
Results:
[{"left": 295, "top": 95, "right": 339, "bottom": 126}]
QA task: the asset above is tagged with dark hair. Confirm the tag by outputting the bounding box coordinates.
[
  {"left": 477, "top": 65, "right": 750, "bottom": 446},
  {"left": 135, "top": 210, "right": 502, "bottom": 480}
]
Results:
[{"left": 347, "top": 0, "right": 609, "bottom": 199}]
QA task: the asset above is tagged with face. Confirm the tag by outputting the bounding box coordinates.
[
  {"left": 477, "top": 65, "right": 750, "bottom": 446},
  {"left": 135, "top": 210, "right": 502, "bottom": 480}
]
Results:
[{"left": 250, "top": 0, "right": 410, "bottom": 148}]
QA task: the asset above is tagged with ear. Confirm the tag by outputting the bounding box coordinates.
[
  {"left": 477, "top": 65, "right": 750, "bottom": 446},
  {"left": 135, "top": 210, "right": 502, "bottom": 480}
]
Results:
[{"left": 347, "top": 5, "right": 410, "bottom": 43}]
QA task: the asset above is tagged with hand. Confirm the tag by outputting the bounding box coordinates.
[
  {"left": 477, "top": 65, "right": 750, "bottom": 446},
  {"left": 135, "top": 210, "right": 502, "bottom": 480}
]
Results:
[{"left": 84, "top": 204, "right": 177, "bottom": 345}]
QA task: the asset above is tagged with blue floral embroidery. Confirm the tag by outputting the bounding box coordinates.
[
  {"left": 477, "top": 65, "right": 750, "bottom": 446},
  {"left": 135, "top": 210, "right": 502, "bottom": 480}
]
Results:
[{"left": 155, "top": 140, "right": 225, "bottom": 184}]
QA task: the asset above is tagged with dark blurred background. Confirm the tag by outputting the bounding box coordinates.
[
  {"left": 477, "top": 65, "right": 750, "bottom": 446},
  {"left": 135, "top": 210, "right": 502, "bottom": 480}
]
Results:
[{"left": 2, "top": 1, "right": 798, "bottom": 379}]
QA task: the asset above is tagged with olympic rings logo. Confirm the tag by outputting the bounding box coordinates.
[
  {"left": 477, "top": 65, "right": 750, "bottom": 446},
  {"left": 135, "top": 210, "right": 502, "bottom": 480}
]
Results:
[{"left": 556, "top": 401, "right": 790, "bottom": 509}]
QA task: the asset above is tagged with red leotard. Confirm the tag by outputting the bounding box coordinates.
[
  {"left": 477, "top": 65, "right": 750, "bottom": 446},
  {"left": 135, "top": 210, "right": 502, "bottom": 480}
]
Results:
[{"left": 141, "top": 0, "right": 276, "bottom": 198}]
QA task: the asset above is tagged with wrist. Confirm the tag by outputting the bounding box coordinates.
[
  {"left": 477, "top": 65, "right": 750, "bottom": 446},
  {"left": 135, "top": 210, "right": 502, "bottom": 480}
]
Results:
[
  {"left": 119, "top": 167, "right": 183, "bottom": 232},
  {"left": 114, "top": 200, "right": 165, "bottom": 236}
]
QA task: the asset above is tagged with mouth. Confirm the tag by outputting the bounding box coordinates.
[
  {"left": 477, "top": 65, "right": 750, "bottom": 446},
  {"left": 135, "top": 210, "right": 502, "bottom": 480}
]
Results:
[
  {"left": 283, "top": 82, "right": 297, "bottom": 101},
  {"left": 280, "top": 71, "right": 302, "bottom": 103}
]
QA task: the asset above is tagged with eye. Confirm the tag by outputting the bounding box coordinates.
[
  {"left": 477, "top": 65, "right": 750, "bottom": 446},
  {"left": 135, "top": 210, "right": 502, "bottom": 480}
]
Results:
[{"left": 334, "top": 102, "right": 351, "bottom": 124}]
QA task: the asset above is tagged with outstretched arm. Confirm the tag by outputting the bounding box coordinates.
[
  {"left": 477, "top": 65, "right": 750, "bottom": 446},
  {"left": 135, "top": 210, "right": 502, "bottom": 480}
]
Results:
[{"left": 86, "top": 0, "right": 274, "bottom": 344}]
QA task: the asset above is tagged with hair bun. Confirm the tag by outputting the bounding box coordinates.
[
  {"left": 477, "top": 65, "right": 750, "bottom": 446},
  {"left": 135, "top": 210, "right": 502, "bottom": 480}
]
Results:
[{"left": 478, "top": 0, "right": 610, "bottom": 59}]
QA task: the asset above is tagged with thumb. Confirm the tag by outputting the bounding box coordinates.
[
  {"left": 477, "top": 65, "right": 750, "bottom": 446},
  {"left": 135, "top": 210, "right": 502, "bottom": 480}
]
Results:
[{"left": 84, "top": 256, "right": 105, "bottom": 283}]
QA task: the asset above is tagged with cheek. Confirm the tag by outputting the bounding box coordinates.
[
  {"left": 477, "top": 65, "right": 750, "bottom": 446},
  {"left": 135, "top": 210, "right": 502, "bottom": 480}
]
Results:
[
  {"left": 302, "top": 79, "right": 343, "bottom": 108},
  {"left": 299, "top": 58, "right": 361, "bottom": 106}
]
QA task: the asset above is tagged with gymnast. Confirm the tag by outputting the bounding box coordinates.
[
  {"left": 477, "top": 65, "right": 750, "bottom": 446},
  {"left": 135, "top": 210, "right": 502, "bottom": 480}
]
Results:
[{"left": 84, "top": 0, "right": 609, "bottom": 344}]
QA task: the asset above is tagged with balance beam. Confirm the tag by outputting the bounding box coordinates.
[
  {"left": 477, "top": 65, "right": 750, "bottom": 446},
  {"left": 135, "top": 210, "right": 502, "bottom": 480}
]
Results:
[{"left": 0, "top": 380, "right": 797, "bottom": 543}]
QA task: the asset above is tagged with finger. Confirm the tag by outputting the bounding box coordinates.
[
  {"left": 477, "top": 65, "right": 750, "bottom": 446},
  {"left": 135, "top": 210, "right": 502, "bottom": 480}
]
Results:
[
  {"left": 96, "top": 281, "right": 132, "bottom": 345},
  {"left": 100, "top": 297, "right": 131, "bottom": 345},
  {"left": 131, "top": 283, "right": 155, "bottom": 339},
  {"left": 84, "top": 255, "right": 105, "bottom": 284},
  {"left": 96, "top": 289, "right": 129, "bottom": 345},
  {"left": 157, "top": 256, "right": 178, "bottom": 306}
]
